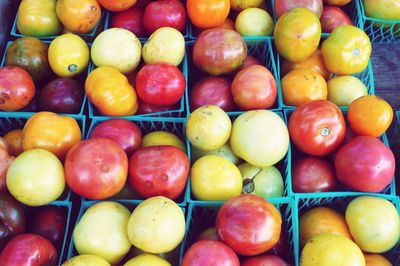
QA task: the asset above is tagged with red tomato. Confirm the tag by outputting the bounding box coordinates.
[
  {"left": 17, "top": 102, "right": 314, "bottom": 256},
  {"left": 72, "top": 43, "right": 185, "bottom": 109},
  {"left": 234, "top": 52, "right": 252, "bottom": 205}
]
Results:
[
  {"left": 90, "top": 119, "right": 142, "bottom": 157},
  {"left": 110, "top": 7, "right": 145, "bottom": 37},
  {"left": 292, "top": 156, "right": 337, "bottom": 192},
  {"left": 143, "top": 0, "right": 186, "bottom": 34},
  {"left": 320, "top": 6, "right": 353, "bottom": 33},
  {"left": 182, "top": 240, "right": 240, "bottom": 266},
  {"left": 129, "top": 145, "right": 189, "bottom": 200},
  {"left": 231, "top": 65, "right": 277, "bottom": 110},
  {"left": 216, "top": 194, "right": 282, "bottom": 256},
  {"left": 242, "top": 255, "right": 289, "bottom": 266},
  {"left": 136, "top": 63, "right": 186, "bottom": 106},
  {"left": 136, "top": 100, "right": 178, "bottom": 115},
  {"left": 65, "top": 138, "right": 128, "bottom": 200},
  {"left": 0, "top": 66, "right": 35, "bottom": 111},
  {"left": 275, "top": 0, "right": 323, "bottom": 18},
  {"left": 289, "top": 100, "right": 346, "bottom": 156},
  {"left": 335, "top": 136, "right": 395, "bottom": 192},
  {"left": 189, "top": 76, "right": 235, "bottom": 112}
]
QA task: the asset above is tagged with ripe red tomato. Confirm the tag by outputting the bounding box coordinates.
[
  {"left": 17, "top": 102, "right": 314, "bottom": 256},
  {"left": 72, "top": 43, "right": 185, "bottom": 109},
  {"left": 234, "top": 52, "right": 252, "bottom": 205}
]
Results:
[
  {"left": 231, "top": 65, "right": 277, "bottom": 110},
  {"left": 136, "top": 63, "right": 186, "bottom": 106},
  {"left": 320, "top": 6, "right": 353, "bottom": 33},
  {"left": 292, "top": 156, "right": 337, "bottom": 192},
  {"left": 110, "top": 7, "right": 145, "bottom": 37},
  {"left": 129, "top": 145, "right": 189, "bottom": 200},
  {"left": 65, "top": 138, "right": 128, "bottom": 200},
  {"left": 136, "top": 100, "right": 178, "bottom": 115},
  {"left": 189, "top": 76, "right": 235, "bottom": 112},
  {"left": 335, "top": 136, "right": 395, "bottom": 192},
  {"left": 216, "top": 194, "right": 282, "bottom": 256},
  {"left": 143, "top": 0, "right": 186, "bottom": 34},
  {"left": 90, "top": 119, "right": 142, "bottom": 157},
  {"left": 289, "top": 100, "right": 346, "bottom": 156},
  {"left": 242, "top": 255, "right": 290, "bottom": 266},
  {"left": 182, "top": 240, "right": 240, "bottom": 266}
]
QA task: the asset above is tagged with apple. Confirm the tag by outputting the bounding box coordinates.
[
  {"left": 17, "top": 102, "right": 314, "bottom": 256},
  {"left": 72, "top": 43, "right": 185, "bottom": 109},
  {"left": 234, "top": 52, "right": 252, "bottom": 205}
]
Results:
[
  {"left": 0, "top": 194, "right": 25, "bottom": 251},
  {"left": 110, "top": 7, "right": 145, "bottom": 37},
  {"left": 320, "top": 6, "right": 353, "bottom": 33},
  {"left": 143, "top": 0, "right": 186, "bottom": 34}
]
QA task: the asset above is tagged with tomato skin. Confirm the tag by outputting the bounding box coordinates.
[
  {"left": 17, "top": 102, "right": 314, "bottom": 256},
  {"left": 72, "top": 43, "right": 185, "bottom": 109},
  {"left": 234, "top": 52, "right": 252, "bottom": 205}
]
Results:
[
  {"left": 289, "top": 100, "right": 346, "bottom": 156},
  {"left": 110, "top": 7, "right": 145, "bottom": 37},
  {"left": 0, "top": 148, "right": 14, "bottom": 193},
  {"left": 3, "top": 130, "right": 23, "bottom": 157},
  {"left": 324, "top": 0, "right": 351, "bottom": 6},
  {"left": 335, "top": 136, "right": 395, "bottom": 192},
  {"left": 143, "top": 0, "right": 186, "bottom": 34},
  {"left": 216, "top": 194, "right": 282, "bottom": 256},
  {"left": 320, "top": 6, "right": 353, "bottom": 33},
  {"left": 0, "top": 66, "right": 35, "bottom": 111},
  {"left": 98, "top": 0, "right": 137, "bottom": 11},
  {"left": 137, "top": 101, "right": 178, "bottom": 115},
  {"left": 65, "top": 138, "right": 128, "bottom": 200},
  {"left": 275, "top": 0, "right": 323, "bottom": 18},
  {"left": 231, "top": 65, "right": 277, "bottom": 110},
  {"left": 363, "top": 0, "right": 400, "bottom": 20},
  {"left": 242, "top": 255, "right": 289, "bottom": 266},
  {"left": 364, "top": 254, "right": 393, "bottom": 266},
  {"left": 187, "top": 0, "right": 230, "bottom": 29},
  {"left": 136, "top": 64, "right": 185, "bottom": 106}
]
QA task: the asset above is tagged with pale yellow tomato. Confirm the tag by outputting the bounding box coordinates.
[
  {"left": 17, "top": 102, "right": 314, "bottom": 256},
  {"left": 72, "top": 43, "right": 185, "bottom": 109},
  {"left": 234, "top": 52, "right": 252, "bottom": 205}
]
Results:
[
  {"left": 62, "top": 255, "right": 111, "bottom": 266},
  {"left": 327, "top": 75, "right": 367, "bottom": 106},
  {"left": 235, "top": 8, "right": 274, "bottom": 36},
  {"left": 142, "top": 131, "right": 185, "bottom": 152},
  {"left": 230, "top": 0, "right": 263, "bottom": 11},
  {"left": 190, "top": 142, "right": 241, "bottom": 165},
  {"left": 124, "top": 254, "right": 171, "bottom": 266},
  {"left": 364, "top": 254, "right": 392, "bottom": 266}
]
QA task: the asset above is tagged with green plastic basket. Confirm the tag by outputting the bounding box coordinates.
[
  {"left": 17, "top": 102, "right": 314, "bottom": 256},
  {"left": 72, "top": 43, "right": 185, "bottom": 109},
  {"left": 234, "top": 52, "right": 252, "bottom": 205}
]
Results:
[
  {"left": 294, "top": 193, "right": 400, "bottom": 265},
  {"left": 181, "top": 198, "right": 296, "bottom": 265},
  {"left": 356, "top": 0, "right": 400, "bottom": 43}
]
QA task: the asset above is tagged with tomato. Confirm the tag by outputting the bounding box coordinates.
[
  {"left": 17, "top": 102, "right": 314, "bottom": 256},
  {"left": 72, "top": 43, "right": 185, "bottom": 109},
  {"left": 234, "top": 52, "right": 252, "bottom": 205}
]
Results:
[
  {"left": 216, "top": 194, "right": 282, "bottom": 256},
  {"left": 0, "top": 148, "right": 14, "bottom": 193},
  {"left": 186, "top": 105, "right": 232, "bottom": 151},
  {"left": 274, "top": 0, "right": 323, "bottom": 18},
  {"left": 324, "top": 0, "right": 351, "bottom": 6},
  {"left": 17, "top": 0, "right": 61, "bottom": 37},
  {"left": 348, "top": 95, "right": 393, "bottom": 137},
  {"left": 125, "top": 254, "right": 171, "bottom": 266},
  {"left": 235, "top": 8, "right": 274, "bottom": 37},
  {"left": 322, "top": 25, "right": 371, "bottom": 75},
  {"left": 292, "top": 156, "right": 336, "bottom": 193},
  {"left": 321, "top": 6, "right": 353, "bottom": 33},
  {"left": 336, "top": 136, "right": 395, "bottom": 192},
  {"left": 0, "top": 194, "right": 26, "bottom": 250},
  {"left": 230, "top": 0, "right": 263, "bottom": 11},
  {"left": 190, "top": 142, "right": 241, "bottom": 165},
  {"left": 282, "top": 69, "right": 327, "bottom": 106},
  {"left": 346, "top": 196, "right": 400, "bottom": 253},
  {"left": 48, "top": 34, "right": 89, "bottom": 77},
  {"left": 231, "top": 110, "right": 289, "bottom": 167},
  {"left": 190, "top": 76, "right": 235, "bottom": 112},
  {"left": 219, "top": 18, "right": 235, "bottom": 29},
  {"left": 281, "top": 49, "right": 330, "bottom": 80},
  {"left": 231, "top": 65, "right": 277, "bottom": 110},
  {"left": 65, "top": 138, "right": 128, "bottom": 200},
  {"left": 363, "top": 0, "right": 400, "bottom": 20},
  {"left": 301, "top": 234, "right": 364, "bottom": 266},
  {"left": 233, "top": 55, "right": 262, "bottom": 76},
  {"left": 6, "top": 37, "right": 51, "bottom": 83},
  {"left": 91, "top": 119, "right": 142, "bottom": 157},
  {"left": 62, "top": 255, "right": 110, "bottom": 266},
  {"left": 143, "top": 0, "right": 186, "bottom": 34},
  {"left": 22, "top": 111, "right": 82, "bottom": 160},
  {"left": 187, "top": 0, "right": 230, "bottom": 29},
  {"left": 193, "top": 29, "right": 247, "bottom": 75},
  {"left": 364, "top": 254, "right": 393, "bottom": 266},
  {"left": 98, "top": 0, "right": 137, "bottom": 11},
  {"left": 289, "top": 100, "right": 345, "bottom": 156},
  {"left": 85, "top": 66, "right": 138, "bottom": 116},
  {"left": 137, "top": 101, "right": 177, "bottom": 115},
  {"left": 197, "top": 228, "right": 218, "bottom": 241},
  {"left": 136, "top": 64, "right": 185, "bottom": 106},
  {"left": 56, "top": 0, "right": 101, "bottom": 34},
  {"left": 191, "top": 155, "right": 242, "bottom": 201},
  {"left": 91, "top": 28, "right": 142, "bottom": 74},
  {"left": 0, "top": 66, "right": 35, "bottom": 111},
  {"left": 3, "top": 130, "right": 23, "bottom": 157},
  {"left": 327, "top": 76, "right": 367, "bottom": 106},
  {"left": 182, "top": 240, "right": 240, "bottom": 266},
  {"left": 142, "top": 131, "right": 185, "bottom": 152},
  {"left": 274, "top": 8, "right": 321, "bottom": 62},
  {"left": 110, "top": 7, "right": 145, "bottom": 37},
  {"left": 242, "top": 255, "right": 289, "bottom": 266}
]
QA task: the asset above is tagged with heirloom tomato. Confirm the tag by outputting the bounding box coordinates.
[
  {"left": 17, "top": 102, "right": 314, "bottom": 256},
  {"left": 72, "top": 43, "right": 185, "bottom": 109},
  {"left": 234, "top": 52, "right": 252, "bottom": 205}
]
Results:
[
  {"left": 324, "top": 0, "right": 351, "bottom": 6},
  {"left": 62, "top": 255, "right": 110, "bottom": 266},
  {"left": 191, "top": 142, "right": 241, "bottom": 165},
  {"left": 274, "top": 0, "right": 323, "bottom": 18},
  {"left": 142, "top": 131, "right": 186, "bottom": 152},
  {"left": 327, "top": 76, "right": 367, "bottom": 106},
  {"left": 0, "top": 147, "right": 14, "bottom": 193},
  {"left": 364, "top": 254, "right": 392, "bottom": 266},
  {"left": 4, "top": 130, "right": 23, "bottom": 157},
  {"left": 98, "top": 0, "right": 137, "bottom": 11},
  {"left": 363, "top": 0, "right": 400, "bottom": 20},
  {"left": 320, "top": 6, "right": 353, "bottom": 33},
  {"left": 0, "top": 194, "right": 26, "bottom": 250},
  {"left": 242, "top": 255, "right": 289, "bottom": 266},
  {"left": 125, "top": 254, "right": 171, "bottom": 266},
  {"left": 230, "top": 0, "right": 263, "bottom": 11},
  {"left": 110, "top": 7, "right": 145, "bottom": 37},
  {"left": 235, "top": 8, "right": 274, "bottom": 37},
  {"left": 143, "top": 0, "right": 186, "bottom": 34},
  {"left": 136, "top": 101, "right": 177, "bottom": 115},
  {"left": 187, "top": 0, "right": 230, "bottom": 29}
]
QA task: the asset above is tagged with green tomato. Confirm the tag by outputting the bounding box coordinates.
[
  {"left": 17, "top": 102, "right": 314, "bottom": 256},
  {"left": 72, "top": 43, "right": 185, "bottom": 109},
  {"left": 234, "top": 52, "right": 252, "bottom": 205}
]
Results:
[
  {"left": 235, "top": 8, "right": 274, "bottom": 36},
  {"left": 190, "top": 142, "right": 241, "bottom": 165}
]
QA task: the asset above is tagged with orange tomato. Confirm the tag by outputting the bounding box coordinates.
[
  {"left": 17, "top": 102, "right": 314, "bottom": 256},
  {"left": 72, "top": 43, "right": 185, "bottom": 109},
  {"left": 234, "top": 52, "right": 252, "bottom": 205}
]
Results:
[
  {"left": 85, "top": 66, "right": 138, "bottom": 116},
  {"left": 364, "top": 254, "right": 393, "bottom": 266},
  {"left": 187, "top": 0, "right": 230, "bottom": 29},
  {"left": 281, "top": 69, "right": 327, "bottom": 106},
  {"left": 22, "top": 112, "right": 82, "bottom": 160},
  {"left": 281, "top": 50, "right": 330, "bottom": 80},
  {"left": 3, "top": 130, "right": 23, "bottom": 157},
  {"left": 299, "top": 207, "right": 352, "bottom": 248},
  {"left": 56, "top": 0, "right": 102, "bottom": 34},
  {"left": 97, "top": 0, "right": 137, "bottom": 11},
  {"left": 348, "top": 95, "right": 393, "bottom": 138}
]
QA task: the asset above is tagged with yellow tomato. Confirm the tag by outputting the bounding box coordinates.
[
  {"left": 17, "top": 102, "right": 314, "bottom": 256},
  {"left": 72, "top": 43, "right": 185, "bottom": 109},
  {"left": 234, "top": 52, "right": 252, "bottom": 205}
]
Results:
[
  {"left": 48, "top": 34, "right": 89, "bottom": 77},
  {"left": 274, "top": 8, "right": 321, "bottom": 62},
  {"left": 7, "top": 149, "right": 65, "bottom": 206},
  {"left": 322, "top": 25, "right": 372, "bottom": 75},
  {"left": 300, "top": 234, "right": 365, "bottom": 266},
  {"left": 124, "top": 254, "right": 171, "bottom": 266},
  {"left": 363, "top": 0, "right": 400, "bottom": 20},
  {"left": 142, "top": 131, "right": 185, "bottom": 152},
  {"left": 345, "top": 196, "right": 400, "bottom": 253},
  {"left": 22, "top": 111, "right": 82, "bottom": 160},
  {"left": 62, "top": 255, "right": 111, "bottom": 266},
  {"left": 327, "top": 76, "right": 367, "bottom": 106},
  {"left": 3, "top": 129, "right": 23, "bottom": 156},
  {"left": 235, "top": 8, "right": 274, "bottom": 37},
  {"left": 186, "top": 105, "right": 232, "bottom": 151},
  {"left": 191, "top": 155, "right": 242, "bottom": 201},
  {"left": 364, "top": 254, "right": 392, "bottom": 266},
  {"left": 325, "top": 0, "right": 352, "bottom": 6},
  {"left": 85, "top": 66, "right": 138, "bottom": 116},
  {"left": 190, "top": 142, "right": 241, "bottom": 165},
  {"left": 230, "top": 0, "right": 263, "bottom": 11}
]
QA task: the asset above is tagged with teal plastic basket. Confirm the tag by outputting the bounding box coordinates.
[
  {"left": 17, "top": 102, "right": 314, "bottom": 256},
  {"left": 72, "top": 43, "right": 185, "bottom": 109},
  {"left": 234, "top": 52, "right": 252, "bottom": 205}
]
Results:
[
  {"left": 181, "top": 198, "right": 296, "bottom": 265},
  {"left": 86, "top": 116, "right": 189, "bottom": 206},
  {"left": 185, "top": 37, "right": 282, "bottom": 116},
  {"left": 284, "top": 108, "right": 396, "bottom": 196},
  {"left": 294, "top": 193, "right": 400, "bottom": 265},
  {"left": 356, "top": 0, "right": 400, "bottom": 43},
  {"left": 66, "top": 199, "right": 186, "bottom": 266}
]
